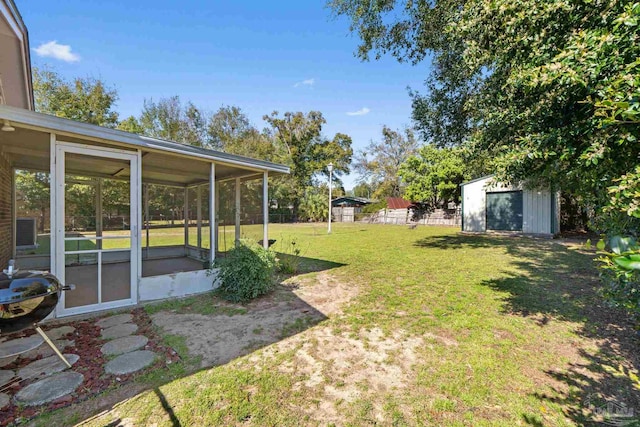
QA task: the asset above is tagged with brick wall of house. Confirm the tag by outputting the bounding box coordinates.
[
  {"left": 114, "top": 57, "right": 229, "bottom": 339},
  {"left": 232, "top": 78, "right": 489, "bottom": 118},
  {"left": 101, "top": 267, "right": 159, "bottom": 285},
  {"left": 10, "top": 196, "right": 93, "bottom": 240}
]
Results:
[{"left": 0, "top": 153, "right": 12, "bottom": 268}]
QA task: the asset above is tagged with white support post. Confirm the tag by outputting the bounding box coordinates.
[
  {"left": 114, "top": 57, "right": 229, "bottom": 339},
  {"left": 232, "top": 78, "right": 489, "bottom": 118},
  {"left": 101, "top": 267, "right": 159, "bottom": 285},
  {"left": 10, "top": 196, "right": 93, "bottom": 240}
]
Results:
[
  {"left": 215, "top": 180, "right": 219, "bottom": 253},
  {"left": 209, "top": 163, "right": 216, "bottom": 265},
  {"left": 235, "top": 177, "right": 241, "bottom": 243},
  {"left": 196, "top": 185, "right": 202, "bottom": 249},
  {"left": 96, "top": 178, "right": 103, "bottom": 250},
  {"left": 49, "top": 133, "right": 57, "bottom": 277},
  {"left": 11, "top": 167, "right": 16, "bottom": 259},
  {"left": 134, "top": 149, "right": 142, "bottom": 300},
  {"left": 263, "top": 171, "right": 268, "bottom": 249},
  {"left": 184, "top": 187, "right": 189, "bottom": 254},
  {"left": 144, "top": 184, "right": 150, "bottom": 255}
]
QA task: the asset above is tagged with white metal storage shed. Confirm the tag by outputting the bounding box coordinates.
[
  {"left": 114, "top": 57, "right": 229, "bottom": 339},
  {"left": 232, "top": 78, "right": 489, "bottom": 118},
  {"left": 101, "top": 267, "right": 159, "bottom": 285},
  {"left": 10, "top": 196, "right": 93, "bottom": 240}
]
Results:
[{"left": 461, "top": 175, "right": 560, "bottom": 235}]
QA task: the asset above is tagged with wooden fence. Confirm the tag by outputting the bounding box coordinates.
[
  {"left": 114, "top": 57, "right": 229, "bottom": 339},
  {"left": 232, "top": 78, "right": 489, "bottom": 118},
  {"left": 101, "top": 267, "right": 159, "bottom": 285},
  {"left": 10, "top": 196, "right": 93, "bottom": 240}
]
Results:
[{"left": 359, "top": 208, "right": 461, "bottom": 226}]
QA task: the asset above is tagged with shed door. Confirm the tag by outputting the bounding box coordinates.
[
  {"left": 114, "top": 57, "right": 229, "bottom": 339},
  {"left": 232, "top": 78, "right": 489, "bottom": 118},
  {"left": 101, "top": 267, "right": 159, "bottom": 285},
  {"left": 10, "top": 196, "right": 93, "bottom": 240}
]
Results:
[{"left": 486, "top": 191, "right": 523, "bottom": 231}]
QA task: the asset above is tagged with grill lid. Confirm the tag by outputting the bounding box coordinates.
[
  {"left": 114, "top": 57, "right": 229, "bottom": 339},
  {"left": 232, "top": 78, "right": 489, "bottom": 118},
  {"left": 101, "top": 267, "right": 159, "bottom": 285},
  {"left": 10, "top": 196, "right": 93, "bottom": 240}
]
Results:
[{"left": 0, "top": 270, "right": 61, "bottom": 305}]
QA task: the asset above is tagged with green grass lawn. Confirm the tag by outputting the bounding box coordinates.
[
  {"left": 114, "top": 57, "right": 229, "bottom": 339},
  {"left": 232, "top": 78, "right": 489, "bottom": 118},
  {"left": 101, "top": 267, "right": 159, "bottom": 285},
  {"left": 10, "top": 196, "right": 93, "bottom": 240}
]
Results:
[
  {"left": 39, "top": 224, "right": 640, "bottom": 426},
  {"left": 20, "top": 223, "right": 278, "bottom": 255}
]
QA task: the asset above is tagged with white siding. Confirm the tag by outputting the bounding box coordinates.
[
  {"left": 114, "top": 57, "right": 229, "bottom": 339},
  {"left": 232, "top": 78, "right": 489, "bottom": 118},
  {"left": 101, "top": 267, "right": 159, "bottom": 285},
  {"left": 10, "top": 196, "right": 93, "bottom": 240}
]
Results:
[
  {"left": 462, "top": 176, "right": 556, "bottom": 235},
  {"left": 462, "top": 177, "right": 489, "bottom": 232},
  {"left": 523, "top": 189, "right": 551, "bottom": 234}
]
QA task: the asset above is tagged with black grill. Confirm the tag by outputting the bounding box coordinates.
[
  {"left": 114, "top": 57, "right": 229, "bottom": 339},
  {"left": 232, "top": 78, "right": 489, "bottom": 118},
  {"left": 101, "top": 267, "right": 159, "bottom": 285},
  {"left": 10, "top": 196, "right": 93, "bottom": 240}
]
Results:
[{"left": 0, "top": 262, "right": 71, "bottom": 334}]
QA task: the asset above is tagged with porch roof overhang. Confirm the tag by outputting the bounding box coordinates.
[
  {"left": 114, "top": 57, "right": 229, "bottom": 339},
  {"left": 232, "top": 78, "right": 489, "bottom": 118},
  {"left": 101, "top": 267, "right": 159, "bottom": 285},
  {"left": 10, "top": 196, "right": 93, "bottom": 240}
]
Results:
[{"left": 0, "top": 105, "right": 289, "bottom": 186}]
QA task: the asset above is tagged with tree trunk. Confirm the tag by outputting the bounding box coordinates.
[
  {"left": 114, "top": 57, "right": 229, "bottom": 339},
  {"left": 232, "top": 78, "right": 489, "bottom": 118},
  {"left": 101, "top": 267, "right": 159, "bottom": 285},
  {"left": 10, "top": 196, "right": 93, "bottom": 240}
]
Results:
[
  {"left": 39, "top": 206, "right": 46, "bottom": 233},
  {"left": 292, "top": 199, "right": 300, "bottom": 223}
]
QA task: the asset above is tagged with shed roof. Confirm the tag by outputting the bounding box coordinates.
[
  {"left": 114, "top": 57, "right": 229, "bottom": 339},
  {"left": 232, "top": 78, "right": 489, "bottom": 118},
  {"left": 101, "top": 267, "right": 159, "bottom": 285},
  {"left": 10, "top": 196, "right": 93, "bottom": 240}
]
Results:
[
  {"left": 460, "top": 175, "right": 495, "bottom": 187},
  {"left": 386, "top": 197, "right": 412, "bottom": 209},
  {"left": 331, "top": 196, "right": 374, "bottom": 206}
]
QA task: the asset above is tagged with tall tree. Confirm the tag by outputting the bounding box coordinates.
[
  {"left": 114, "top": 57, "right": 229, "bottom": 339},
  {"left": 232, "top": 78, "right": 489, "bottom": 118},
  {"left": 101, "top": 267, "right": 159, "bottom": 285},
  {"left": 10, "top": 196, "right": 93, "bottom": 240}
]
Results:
[
  {"left": 15, "top": 171, "right": 50, "bottom": 232},
  {"left": 138, "top": 96, "right": 207, "bottom": 146},
  {"left": 207, "top": 106, "right": 276, "bottom": 160},
  {"left": 33, "top": 67, "right": 119, "bottom": 127},
  {"left": 263, "top": 111, "right": 353, "bottom": 221},
  {"left": 117, "top": 116, "right": 144, "bottom": 134},
  {"left": 399, "top": 145, "right": 467, "bottom": 208},
  {"left": 207, "top": 105, "right": 253, "bottom": 150},
  {"left": 351, "top": 182, "right": 373, "bottom": 199},
  {"left": 354, "top": 125, "right": 418, "bottom": 199}
]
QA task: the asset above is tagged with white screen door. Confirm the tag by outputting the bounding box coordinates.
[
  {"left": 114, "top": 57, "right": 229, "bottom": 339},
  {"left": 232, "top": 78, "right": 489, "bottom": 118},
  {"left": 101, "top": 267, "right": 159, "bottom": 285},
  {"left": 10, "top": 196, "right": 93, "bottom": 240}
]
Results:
[{"left": 55, "top": 142, "right": 139, "bottom": 317}]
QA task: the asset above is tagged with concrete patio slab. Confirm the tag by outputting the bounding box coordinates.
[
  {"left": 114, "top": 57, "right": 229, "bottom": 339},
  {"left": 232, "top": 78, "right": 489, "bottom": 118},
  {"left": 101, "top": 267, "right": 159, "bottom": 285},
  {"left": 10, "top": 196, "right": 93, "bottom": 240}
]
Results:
[
  {"left": 44, "top": 326, "right": 75, "bottom": 340},
  {"left": 0, "top": 335, "right": 44, "bottom": 358},
  {"left": 101, "top": 335, "right": 148, "bottom": 356},
  {"left": 101, "top": 323, "right": 138, "bottom": 340},
  {"left": 20, "top": 339, "right": 74, "bottom": 360},
  {"left": 0, "top": 392, "right": 9, "bottom": 409},
  {"left": 17, "top": 354, "right": 79, "bottom": 380},
  {"left": 105, "top": 350, "right": 155, "bottom": 375},
  {"left": 0, "top": 369, "right": 15, "bottom": 387},
  {"left": 14, "top": 371, "right": 84, "bottom": 407},
  {"left": 0, "top": 355, "right": 17, "bottom": 368},
  {"left": 97, "top": 314, "right": 133, "bottom": 329}
]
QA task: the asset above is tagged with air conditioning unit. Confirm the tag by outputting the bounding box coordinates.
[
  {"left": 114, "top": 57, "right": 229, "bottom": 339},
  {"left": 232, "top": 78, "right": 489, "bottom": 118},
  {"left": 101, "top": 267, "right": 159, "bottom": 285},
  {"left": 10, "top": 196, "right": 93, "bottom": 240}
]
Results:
[{"left": 16, "top": 218, "right": 38, "bottom": 248}]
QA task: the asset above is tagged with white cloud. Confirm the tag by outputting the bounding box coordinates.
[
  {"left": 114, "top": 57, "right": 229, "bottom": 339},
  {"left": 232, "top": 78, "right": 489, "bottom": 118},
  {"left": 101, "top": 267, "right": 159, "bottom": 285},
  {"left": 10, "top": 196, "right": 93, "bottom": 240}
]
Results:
[
  {"left": 33, "top": 41, "right": 80, "bottom": 63},
  {"left": 346, "top": 107, "right": 370, "bottom": 116},
  {"left": 293, "top": 78, "right": 315, "bottom": 88}
]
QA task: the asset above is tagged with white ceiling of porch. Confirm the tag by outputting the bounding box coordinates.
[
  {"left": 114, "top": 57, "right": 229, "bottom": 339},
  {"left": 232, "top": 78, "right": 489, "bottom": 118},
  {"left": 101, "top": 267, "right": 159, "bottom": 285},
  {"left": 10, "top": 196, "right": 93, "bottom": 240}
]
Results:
[{"left": 0, "top": 126, "right": 265, "bottom": 186}]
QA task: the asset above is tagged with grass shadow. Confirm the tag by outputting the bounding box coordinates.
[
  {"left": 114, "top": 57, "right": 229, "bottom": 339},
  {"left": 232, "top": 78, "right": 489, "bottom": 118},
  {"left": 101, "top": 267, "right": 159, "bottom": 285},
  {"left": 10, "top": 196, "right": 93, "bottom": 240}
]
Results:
[
  {"left": 415, "top": 233, "right": 640, "bottom": 426},
  {"left": 274, "top": 253, "right": 346, "bottom": 275}
]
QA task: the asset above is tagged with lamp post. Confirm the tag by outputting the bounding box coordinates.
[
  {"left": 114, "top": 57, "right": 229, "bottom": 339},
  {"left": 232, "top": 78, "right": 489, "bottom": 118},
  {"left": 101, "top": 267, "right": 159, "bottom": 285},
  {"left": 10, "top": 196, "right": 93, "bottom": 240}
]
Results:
[{"left": 327, "top": 162, "right": 333, "bottom": 234}]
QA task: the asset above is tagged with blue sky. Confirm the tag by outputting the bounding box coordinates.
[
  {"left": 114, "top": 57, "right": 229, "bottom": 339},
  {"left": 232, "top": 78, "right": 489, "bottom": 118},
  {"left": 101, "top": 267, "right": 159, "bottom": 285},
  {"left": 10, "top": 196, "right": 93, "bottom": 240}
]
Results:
[{"left": 20, "top": 0, "right": 430, "bottom": 189}]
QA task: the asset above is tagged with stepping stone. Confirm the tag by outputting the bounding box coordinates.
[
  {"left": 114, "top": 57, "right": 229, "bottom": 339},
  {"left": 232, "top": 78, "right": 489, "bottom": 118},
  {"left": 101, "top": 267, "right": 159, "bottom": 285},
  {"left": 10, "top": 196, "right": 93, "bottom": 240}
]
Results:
[
  {"left": 97, "top": 313, "right": 133, "bottom": 329},
  {"left": 101, "top": 323, "right": 137, "bottom": 340},
  {"left": 101, "top": 335, "right": 148, "bottom": 356},
  {"left": 0, "top": 335, "right": 44, "bottom": 358},
  {"left": 45, "top": 326, "right": 75, "bottom": 340},
  {"left": 21, "top": 340, "right": 74, "bottom": 360},
  {"left": 0, "top": 369, "right": 15, "bottom": 387},
  {"left": 0, "top": 393, "right": 9, "bottom": 409},
  {"left": 0, "top": 355, "right": 17, "bottom": 368},
  {"left": 18, "top": 354, "right": 79, "bottom": 381},
  {"left": 105, "top": 350, "right": 155, "bottom": 375},
  {"left": 14, "top": 371, "right": 84, "bottom": 407}
]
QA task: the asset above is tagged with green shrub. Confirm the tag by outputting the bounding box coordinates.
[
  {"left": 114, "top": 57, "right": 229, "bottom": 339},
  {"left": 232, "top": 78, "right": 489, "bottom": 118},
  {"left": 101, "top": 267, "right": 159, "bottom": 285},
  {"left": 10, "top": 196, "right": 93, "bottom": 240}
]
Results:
[
  {"left": 212, "top": 240, "right": 277, "bottom": 303},
  {"left": 362, "top": 200, "right": 386, "bottom": 214},
  {"left": 597, "top": 236, "right": 640, "bottom": 319}
]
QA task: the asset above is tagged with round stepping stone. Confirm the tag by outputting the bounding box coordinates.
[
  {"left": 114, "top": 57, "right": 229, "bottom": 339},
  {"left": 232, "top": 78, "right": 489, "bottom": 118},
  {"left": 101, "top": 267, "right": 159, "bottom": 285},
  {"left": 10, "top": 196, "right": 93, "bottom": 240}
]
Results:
[
  {"left": 0, "top": 335, "right": 44, "bottom": 358},
  {"left": 0, "top": 355, "right": 17, "bottom": 368},
  {"left": 0, "top": 393, "right": 9, "bottom": 409},
  {"left": 105, "top": 350, "right": 155, "bottom": 375},
  {"left": 0, "top": 369, "right": 15, "bottom": 387},
  {"left": 14, "top": 371, "right": 84, "bottom": 407},
  {"left": 21, "top": 340, "right": 74, "bottom": 360},
  {"left": 101, "top": 323, "right": 138, "bottom": 340},
  {"left": 97, "top": 313, "right": 133, "bottom": 329},
  {"left": 101, "top": 335, "right": 148, "bottom": 356},
  {"left": 45, "top": 326, "right": 75, "bottom": 340},
  {"left": 18, "top": 354, "right": 79, "bottom": 381}
]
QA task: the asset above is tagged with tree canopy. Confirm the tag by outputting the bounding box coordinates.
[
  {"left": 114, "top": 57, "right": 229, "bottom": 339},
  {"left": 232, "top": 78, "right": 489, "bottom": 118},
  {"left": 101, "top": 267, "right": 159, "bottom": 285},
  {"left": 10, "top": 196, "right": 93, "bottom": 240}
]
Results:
[
  {"left": 33, "top": 67, "right": 119, "bottom": 127},
  {"left": 353, "top": 125, "right": 418, "bottom": 199},
  {"left": 399, "top": 145, "right": 467, "bottom": 208},
  {"left": 330, "top": 0, "right": 640, "bottom": 233},
  {"left": 263, "top": 111, "right": 353, "bottom": 221}
]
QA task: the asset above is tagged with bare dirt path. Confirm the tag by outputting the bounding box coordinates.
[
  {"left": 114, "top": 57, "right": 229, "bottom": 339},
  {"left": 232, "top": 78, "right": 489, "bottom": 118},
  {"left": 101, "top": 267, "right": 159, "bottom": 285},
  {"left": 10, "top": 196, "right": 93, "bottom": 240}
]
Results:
[{"left": 150, "top": 272, "right": 359, "bottom": 368}]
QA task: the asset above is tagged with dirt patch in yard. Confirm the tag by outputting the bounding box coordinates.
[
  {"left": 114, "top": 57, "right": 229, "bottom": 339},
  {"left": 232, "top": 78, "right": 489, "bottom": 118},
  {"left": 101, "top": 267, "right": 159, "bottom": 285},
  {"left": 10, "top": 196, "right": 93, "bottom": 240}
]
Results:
[
  {"left": 149, "top": 270, "right": 423, "bottom": 426},
  {"left": 150, "top": 272, "right": 359, "bottom": 368},
  {"left": 252, "top": 327, "right": 424, "bottom": 425}
]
